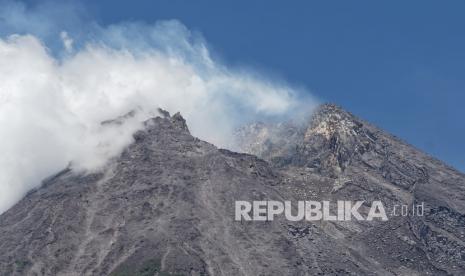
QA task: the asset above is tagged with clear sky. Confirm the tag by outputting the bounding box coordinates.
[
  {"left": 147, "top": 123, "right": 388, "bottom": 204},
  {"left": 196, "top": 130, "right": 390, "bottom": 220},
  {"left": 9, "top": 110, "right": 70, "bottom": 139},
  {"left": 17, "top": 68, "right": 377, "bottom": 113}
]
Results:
[{"left": 16, "top": 0, "right": 465, "bottom": 172}]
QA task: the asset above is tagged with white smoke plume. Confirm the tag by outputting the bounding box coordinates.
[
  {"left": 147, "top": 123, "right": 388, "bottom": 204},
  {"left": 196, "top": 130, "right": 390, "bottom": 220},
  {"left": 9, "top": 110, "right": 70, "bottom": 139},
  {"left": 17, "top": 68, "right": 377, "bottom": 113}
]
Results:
[{"left": 0, "top": 1, "right": 319, "bottom": 214}]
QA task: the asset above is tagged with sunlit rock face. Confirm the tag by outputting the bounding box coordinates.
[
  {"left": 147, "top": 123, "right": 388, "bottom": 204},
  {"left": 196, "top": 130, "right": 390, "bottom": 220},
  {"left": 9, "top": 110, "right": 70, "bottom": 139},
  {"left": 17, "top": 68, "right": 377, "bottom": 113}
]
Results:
[
  {"left": 0, "top": 104, "right": 464, "bottom": 275},
  {"left": 236, "top": 104, "right": 377, "bottom": 176}
]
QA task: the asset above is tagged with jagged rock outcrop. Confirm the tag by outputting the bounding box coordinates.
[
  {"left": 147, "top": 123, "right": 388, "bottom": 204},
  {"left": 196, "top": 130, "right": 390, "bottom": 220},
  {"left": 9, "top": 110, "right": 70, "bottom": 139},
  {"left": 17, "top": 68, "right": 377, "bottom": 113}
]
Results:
[
  {"left": 237, "top": 104, "right": 465, "bottom": 275},
  {"left": 0, "top": 104, "right": 464, "bottom": 275}
]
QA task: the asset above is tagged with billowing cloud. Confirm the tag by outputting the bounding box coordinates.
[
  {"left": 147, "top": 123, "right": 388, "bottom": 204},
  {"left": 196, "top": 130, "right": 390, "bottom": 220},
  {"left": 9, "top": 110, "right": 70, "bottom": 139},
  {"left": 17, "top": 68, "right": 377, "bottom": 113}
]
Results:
[{"left": 0, "top": 1, "right": 319, "bottom": 214}]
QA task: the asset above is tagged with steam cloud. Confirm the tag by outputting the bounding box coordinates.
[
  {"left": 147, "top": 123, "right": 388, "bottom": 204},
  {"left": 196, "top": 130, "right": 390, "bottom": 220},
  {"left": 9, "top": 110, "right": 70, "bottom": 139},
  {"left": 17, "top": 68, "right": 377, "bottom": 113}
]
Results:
[{"left": 0, "top": 0, "right": 318, "bottom": 214}]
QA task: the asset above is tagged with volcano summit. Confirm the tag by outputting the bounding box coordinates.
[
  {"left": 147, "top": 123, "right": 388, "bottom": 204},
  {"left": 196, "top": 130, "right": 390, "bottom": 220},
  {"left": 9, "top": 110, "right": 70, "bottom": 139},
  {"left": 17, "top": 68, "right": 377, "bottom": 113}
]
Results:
[{"left": 0, "top": 104, "right": 464, "bottom": 275}]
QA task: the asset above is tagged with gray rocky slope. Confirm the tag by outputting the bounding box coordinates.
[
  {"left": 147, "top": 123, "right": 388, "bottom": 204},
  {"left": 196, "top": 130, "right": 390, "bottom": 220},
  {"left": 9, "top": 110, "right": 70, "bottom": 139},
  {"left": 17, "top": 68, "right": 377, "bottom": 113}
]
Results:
[{"left": 0, "top": 104, "right": 464, "bottom": 275}]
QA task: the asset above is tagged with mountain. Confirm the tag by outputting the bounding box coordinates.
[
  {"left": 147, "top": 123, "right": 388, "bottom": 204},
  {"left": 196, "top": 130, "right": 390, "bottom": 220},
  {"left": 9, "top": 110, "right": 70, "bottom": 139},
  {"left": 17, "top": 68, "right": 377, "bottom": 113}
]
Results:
[{"left": 0, "top": 104, "right": 464, "bottom": 275}]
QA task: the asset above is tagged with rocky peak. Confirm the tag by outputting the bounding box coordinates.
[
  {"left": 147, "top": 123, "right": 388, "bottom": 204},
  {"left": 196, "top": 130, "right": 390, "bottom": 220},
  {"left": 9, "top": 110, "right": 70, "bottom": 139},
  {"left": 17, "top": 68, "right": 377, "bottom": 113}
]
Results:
[
  {"left": 141, "top": 109, "right": 190, "bottom": 134},
  {"left": 235, "top": 103, "right": 378, "bottom": 175},
  {"left": 299, "top": 104, "right": 380, "bottom": 175},
  {"left": 171, "top": 112, "right": 189, "bottom": 132},
  {"left": 305, "top": 104, "right": 364, "bottom": 141}
]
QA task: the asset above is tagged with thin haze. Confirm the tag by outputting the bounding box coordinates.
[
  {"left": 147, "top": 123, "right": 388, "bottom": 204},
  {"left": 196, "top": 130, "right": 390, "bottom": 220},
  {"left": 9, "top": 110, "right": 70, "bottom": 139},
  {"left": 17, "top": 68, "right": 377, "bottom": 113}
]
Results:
[{"left": 0, "top": 1, "right": 318, "bottom": 213}]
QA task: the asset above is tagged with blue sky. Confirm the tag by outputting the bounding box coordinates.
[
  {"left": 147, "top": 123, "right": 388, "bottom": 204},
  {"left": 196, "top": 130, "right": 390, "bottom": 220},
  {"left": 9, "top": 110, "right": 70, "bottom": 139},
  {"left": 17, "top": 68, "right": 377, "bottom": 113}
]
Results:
[{"left": 12, "top": 0, "right": 465, "bottom": 171}]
